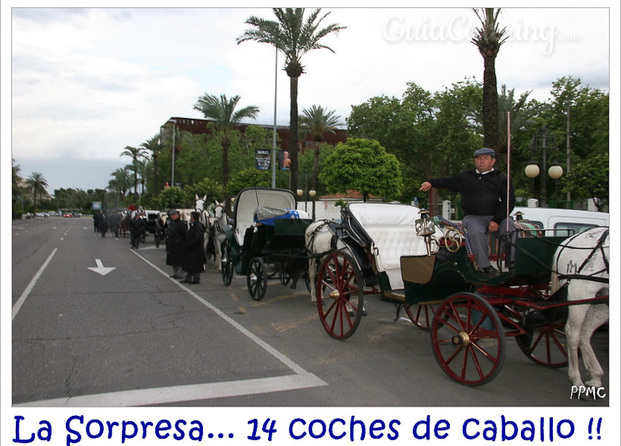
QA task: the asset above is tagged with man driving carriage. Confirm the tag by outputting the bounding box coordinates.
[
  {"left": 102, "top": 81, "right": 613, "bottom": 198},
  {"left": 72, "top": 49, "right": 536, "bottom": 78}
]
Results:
[{"left": 420, "top": 147, "right": 516, "bottom": 278}]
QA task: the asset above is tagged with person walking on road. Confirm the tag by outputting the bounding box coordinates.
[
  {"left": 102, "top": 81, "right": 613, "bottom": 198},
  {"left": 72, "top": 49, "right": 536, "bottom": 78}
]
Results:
[
  {"left": 108, "top": 211, "right": 122, "bottom": 238},
  {"left": 93, "top": 210, "right": 109, "bottom": 237},
  {"left": 129, "top": 211, "right": 146, "bottom": 249},
  {"left": 166, "top": 209, "right": 187, "bottom": 279},
  {"left": 182, "top": 211, "right": 205, "bottom": 284}
]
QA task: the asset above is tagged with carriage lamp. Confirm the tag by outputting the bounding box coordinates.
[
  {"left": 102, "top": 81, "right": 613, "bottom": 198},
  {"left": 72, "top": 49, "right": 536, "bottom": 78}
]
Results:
[
  {"left": 525, "top": 125, "right": 563, "bottom": 207},
  {"left": 415, "top": 211, "right": 436, "bottom": 237}
]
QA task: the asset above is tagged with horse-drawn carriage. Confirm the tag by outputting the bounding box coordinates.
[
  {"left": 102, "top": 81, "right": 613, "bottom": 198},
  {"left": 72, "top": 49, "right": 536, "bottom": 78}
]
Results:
[
  {"left": 140, "top": 210, "right": 165, "bottom": 247},
  {"left": 307, "top": 202, "right": 609, "bottom": 387},
  {"left": 220, "top": 188, "right": 312, "bottom": 301}
]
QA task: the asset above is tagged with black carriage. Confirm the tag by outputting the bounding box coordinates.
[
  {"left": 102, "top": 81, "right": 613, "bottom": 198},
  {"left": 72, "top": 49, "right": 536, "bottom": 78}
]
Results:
[
  {"left": 313, "top": 202, "right": 608, "bottom": 386},
  {"left": 139, "top": 210, "right": 165, "bottom": 247},
  {"left": 220, "top": 188, "right": 312, "bottom": 301}
]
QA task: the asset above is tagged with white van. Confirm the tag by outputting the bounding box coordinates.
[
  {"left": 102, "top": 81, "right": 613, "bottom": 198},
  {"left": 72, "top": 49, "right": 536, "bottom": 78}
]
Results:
[{"left": 512, "top": 206, "right": 609, "bottom": 236}]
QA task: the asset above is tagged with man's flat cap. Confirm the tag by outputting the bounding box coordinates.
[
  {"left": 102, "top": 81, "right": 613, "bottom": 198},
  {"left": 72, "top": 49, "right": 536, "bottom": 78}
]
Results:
[{"left": 473, "top": 147, "right": 496, "bottom": 157}]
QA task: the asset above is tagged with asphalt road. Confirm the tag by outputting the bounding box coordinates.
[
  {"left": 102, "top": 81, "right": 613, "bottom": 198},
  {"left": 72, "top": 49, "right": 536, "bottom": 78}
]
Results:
[{"left": 11, "top": 216, "right": 609, "bottom": 408}]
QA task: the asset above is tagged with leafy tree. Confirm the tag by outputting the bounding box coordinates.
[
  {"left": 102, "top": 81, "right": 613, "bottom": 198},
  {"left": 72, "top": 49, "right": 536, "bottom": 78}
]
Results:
[
  {"left": 299, "top": 105, "right": 343, "bottom": 191},
  {"left": 471, "top": 8, "right": 508, "bottom": 151},
  {"left": 562, "top": 153, "right": 608, "bottom": 211},
  {"left": 157, "top": 186, "right": 186, "bottom": 210},
  {"left": 193, "top": 93, "right": 259, "bottom": 213},
  {"left": 237, "top": 8, "right": 346, "bottom": 194},
  {"left": 227, "top": 169, "right": 273, "bottom": 198},
  {"left": 12, "top": 159, "right": 27, "bottom": 217},
  {"left": 319, "top": 138, "right": 402, "bottom": 202},
  {"left": 348, "top": 80, "right": 483, "bottom": 203},
  {"left": 183, "top": 178, "right": 224, "bottom": 209},
  {"left": 25, "top": 172, "right": 49, "bottom": 210}
]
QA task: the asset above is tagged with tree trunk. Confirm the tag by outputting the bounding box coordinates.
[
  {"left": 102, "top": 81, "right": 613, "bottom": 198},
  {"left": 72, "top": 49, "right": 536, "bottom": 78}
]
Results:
[
  {"left": 289, "top": 75, "right": 299, "bottom": 194},
  {"left": 482, "top": 55, "right": 500, "bottom": 151}
]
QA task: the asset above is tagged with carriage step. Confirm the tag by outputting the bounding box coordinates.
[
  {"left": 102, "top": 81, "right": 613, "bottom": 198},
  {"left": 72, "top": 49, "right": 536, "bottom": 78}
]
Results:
[{"left": 383, "top": 290, "right": 406, "bottom": 302}]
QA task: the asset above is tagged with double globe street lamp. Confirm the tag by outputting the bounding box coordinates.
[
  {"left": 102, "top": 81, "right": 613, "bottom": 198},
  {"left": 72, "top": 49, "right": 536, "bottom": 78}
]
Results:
[
  {"left": 297, "top": 188, "right": 317, "bottom": 220},
  {"left": 524, "top": 125, "right": 563, "bottom": 207}
]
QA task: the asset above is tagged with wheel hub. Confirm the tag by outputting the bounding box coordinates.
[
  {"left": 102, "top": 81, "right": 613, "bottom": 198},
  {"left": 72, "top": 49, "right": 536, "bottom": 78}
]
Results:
[
  {"left": 452, "top": 332, "right": 470, "bottom": 346},
  {"left": 330, "top": 289, "right": 340, "bottom": 299}
]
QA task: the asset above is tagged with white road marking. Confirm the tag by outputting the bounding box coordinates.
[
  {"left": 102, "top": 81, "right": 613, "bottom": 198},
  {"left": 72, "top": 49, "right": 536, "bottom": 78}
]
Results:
[
  {"left": 14, "top": 374, "right": 325, "bottom": 407},
  {"left": 15, "top": 249, "right": 327, "bottom": 406},
  {"left": 12, "top": 248, "right": 58, "bottom": 321}
]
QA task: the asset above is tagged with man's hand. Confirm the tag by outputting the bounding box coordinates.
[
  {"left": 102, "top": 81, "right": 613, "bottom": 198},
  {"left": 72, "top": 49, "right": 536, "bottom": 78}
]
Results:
[
  {"left": 420, "top": 181, "right": 432, "bottom": 192},
  {"left": 488, "top": 221, "right": 499, "bottom": 233}
]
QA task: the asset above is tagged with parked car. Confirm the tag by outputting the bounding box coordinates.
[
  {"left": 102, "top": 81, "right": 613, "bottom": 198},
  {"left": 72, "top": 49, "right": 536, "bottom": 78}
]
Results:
[{"left": 512, "top": 206, "right": 609, "bottom": 236}]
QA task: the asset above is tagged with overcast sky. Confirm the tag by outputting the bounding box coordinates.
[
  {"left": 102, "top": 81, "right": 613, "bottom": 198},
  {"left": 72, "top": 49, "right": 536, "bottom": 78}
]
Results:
[{"left": 3, "top": 4, "right": 618, "bottom": 195}]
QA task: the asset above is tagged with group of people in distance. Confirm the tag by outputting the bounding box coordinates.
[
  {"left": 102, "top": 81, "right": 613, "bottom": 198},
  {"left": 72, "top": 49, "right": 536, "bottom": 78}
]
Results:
[{"left": 94, "top": 207, "right": 206, "bottom": 284}]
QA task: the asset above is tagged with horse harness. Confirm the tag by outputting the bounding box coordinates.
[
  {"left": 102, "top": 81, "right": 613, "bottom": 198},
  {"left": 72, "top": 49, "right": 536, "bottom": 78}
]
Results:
[{"left": 556, "top": 228, "right": 609, "bottom": 285}]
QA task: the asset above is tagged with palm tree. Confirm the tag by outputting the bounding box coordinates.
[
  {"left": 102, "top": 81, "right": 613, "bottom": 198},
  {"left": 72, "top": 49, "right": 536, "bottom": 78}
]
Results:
[
  {"left": 120, "top": 146, "right": 147, "bottom": 197},
  {"left": 299, "top": 105, "right": 342, "bottom": 190},
  {"left": 237, "top": 8, "right": 346, "bottom": 193},
  {"left": 108, "top": 167, "right": 132, "bottom": 200},
  {"left": 194, "top": 93, "right": 259, "bottom": 212},
  {"left": 25, "top": 172, "right": 49, "bottom": 210},
  {"left": 140, "top": 134, "right": 163, "bottom": 196},
  {"left": 471, "top": 8, "right": 508, "bottom": 151}
]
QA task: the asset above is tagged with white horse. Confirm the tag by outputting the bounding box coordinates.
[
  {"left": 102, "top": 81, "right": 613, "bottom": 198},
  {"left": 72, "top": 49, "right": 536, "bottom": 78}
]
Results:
[
  {"left": 305, "top": 219, "right": 350, "bottom": 302},
  {"left": 206, "top": 201, "right": 227, "bottom": 271},
  {"left": 550, "top": 226, "right": 609, "bottom": 394},
  {"left": 193, "top": 194, "right": 212, "bottom": 227}
]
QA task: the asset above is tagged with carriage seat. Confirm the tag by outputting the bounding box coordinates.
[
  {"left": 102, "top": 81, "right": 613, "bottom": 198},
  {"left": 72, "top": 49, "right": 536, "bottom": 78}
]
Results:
[{"left": 346, "top": 203, "right": 440, "bottom": 290}]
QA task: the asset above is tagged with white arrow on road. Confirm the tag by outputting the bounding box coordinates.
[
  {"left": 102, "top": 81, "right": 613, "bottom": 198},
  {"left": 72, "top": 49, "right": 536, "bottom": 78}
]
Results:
[{"left": 88, "top": 259, "right": 116, "bottom": 276}]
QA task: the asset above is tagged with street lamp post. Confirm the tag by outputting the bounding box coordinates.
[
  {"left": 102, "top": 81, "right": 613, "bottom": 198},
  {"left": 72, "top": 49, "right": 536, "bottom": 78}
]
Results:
[
  {"left": 525, "top": 125, "right": 563, "bottom": 207},
  {"left": 309, "top": 189, "right": 317, "bottom": 220},
  {"left": 169, "top": 119, "right": 177, "bottom": 186},
  {"left": 296, "top": 188, "right": 316, "bottom": 218}
]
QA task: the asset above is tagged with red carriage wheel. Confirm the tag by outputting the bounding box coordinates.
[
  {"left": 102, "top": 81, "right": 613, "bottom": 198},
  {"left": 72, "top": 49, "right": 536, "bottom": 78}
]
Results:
[
  {"left": 405, "top": 303, "right": 438, "bottom": 330},
  {"left": 515, "top": 324, "right": 568, "bottom": 368},
  {"left": 431, "top": 292, "right": 505, "bottom": 386},
  {"left": 316, "top": 251, "right": 364, "bottom": 340}
]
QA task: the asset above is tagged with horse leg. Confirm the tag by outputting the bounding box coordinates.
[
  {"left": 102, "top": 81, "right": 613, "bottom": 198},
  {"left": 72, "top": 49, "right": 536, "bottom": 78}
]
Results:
[
  {"left": 308, "top": 257, "right": 317, "bottom": 302},
  {"left": 214, "top": 234, "right": 222, "bottom": 271},
  {"left": 580, "top": 304, "right": 609, "bottom": 389},
  {"left": 565, "top": 305, "right": 588, "bottom": 389}
]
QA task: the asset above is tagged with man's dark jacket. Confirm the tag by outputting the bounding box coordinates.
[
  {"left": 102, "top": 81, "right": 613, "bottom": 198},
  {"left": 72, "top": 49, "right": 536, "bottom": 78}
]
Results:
[
  {"left": 429, "top": 168, "right": 515, "bottom": 224},
  {"left": 184, "top": 220, "right": 205, "bottom": 274},
  {"left": 166, "top": 218, "right": 187, "bottom": 266}
]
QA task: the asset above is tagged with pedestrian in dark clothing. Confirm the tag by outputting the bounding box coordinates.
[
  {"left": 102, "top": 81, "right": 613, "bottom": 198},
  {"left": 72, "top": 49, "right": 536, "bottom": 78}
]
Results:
[
  {"left": 129, "top": 212, "right": 146, "bottom": 249},
  {"left": 182, "top": 211, "right": 205, "bottom": 284},
  {"left": 166, "top": 209, "right": 187, "bottom": 279},
  {"left": 109, "top": 211, "right": 122, "bottom": 238},
  {"left": 420, "top": 147, "right": 516, "bottom": 277},
  {"left": 94, "top": 211, "right": 108, "bottom": 237}
]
